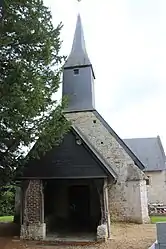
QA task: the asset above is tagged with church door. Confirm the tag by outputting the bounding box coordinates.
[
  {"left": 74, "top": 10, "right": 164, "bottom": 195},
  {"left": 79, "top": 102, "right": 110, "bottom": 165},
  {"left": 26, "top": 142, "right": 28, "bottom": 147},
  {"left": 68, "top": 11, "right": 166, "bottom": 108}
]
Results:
[{"left": 68, "top": 185, "right": 90, "bottom": 230}]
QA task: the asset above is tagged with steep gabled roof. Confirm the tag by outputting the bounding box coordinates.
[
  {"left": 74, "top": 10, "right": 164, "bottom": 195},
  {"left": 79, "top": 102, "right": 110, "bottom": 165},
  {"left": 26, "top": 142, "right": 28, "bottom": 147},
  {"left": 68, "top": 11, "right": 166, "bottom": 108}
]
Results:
[
  {"left": 18, "top": 126, "right": 118, "bottom": 180},
  {"left": 123, "top": 136, "right": 166, "bottom": 172},
  {"left": 93, "top": 110, "right": 145, "bottom": 171}
]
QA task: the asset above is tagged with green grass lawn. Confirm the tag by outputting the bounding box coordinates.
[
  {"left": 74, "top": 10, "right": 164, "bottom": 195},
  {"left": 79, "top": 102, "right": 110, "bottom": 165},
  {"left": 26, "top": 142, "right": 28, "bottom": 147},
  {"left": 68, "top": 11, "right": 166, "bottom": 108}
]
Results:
[
  {"left": 0, "top": 215, "right": 165, "bottom": 224},
  {"left": 0, "top": 216, "right": 14, "bottom": 222},
  {"left": 150, "top": 216, "right": 166, "bottom": 224}
]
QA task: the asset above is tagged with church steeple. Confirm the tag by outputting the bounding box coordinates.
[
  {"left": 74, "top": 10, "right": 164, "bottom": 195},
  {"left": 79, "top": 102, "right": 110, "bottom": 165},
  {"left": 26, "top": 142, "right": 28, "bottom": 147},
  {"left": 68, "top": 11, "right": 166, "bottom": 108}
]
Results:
[
  {"left": 62, "top": 13, "right": 95, "bottom": 113},
  {"left": 64, "top": 14, "right": 92, "bottom": 68}
]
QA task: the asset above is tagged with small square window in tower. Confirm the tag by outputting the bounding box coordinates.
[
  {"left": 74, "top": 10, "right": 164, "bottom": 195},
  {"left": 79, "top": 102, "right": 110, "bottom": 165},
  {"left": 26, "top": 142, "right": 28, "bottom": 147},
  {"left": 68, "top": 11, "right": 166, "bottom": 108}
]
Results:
[{"left": 73, "top": 68, "right": 79, "bottom": 75}]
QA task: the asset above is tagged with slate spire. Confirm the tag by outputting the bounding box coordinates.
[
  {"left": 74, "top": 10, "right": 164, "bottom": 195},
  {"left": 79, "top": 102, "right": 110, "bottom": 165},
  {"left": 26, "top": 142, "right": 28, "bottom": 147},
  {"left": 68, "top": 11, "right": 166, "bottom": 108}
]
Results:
[{"left": 64, "top": 14, "right": 92, "bottom": 68}]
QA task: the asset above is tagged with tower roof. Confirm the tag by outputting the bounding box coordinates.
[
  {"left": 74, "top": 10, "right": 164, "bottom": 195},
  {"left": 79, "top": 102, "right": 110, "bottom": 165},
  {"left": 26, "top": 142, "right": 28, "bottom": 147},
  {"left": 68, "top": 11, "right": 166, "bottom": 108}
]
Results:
[{"left": 64, "top": 14, "right": 92, "bottom": 68}]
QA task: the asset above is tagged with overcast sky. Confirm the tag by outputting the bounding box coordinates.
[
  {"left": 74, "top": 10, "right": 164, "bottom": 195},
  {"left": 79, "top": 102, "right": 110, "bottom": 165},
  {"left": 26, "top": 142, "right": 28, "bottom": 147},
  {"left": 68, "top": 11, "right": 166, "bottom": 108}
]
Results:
[{"left": 44, "top": 0, "right": 166, "bottom": 150}]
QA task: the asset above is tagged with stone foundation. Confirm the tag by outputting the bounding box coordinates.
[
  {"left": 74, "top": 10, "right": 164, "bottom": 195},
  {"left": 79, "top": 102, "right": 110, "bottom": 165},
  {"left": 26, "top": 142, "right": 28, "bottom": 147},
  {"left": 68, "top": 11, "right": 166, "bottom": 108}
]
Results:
[
  {"left": 20, "top": 223, "right": 46, "bottom": 240},
  {"left": 97, "top": 224, "right": 108, "bottom": 241}
]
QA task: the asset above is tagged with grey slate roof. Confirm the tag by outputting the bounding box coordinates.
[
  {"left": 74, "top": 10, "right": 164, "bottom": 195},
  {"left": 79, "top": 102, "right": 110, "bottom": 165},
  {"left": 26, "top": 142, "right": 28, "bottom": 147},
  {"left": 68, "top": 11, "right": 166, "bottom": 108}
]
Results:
[
  {"left": 93, "top": 110, "right": 145, "bottom": 171},
  {"left": 123, "top": 136, "right": 166, "bottom": 172},
  {"left": 64, "top": 14, "right": 93, "bottom": 69}
]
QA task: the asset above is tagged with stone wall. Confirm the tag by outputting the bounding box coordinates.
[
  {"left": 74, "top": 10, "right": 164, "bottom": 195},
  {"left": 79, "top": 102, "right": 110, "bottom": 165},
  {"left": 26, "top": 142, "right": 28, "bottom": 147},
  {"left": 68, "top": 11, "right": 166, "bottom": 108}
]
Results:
[
  {"left": 108, "top": 179, "right": 149, "bottom": 223},
  {"left": 140, "top": 180, "right": 150, "bottom": 222},
  {"left": 20, "top": 180, "right": 46, "bottom": 240},
  {"left": 145, "top": 171, "right": 166, "bottom": 205},
  {"left": 65, "top": 111, "right": 150, "bottom": 223}
]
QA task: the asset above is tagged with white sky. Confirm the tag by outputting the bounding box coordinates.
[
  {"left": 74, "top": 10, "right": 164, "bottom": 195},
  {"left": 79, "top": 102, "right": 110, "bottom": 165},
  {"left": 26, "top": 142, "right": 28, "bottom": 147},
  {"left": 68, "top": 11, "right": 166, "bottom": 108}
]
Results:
[{"left": 44, "top": 0, "right": 166, "bottom": 151}]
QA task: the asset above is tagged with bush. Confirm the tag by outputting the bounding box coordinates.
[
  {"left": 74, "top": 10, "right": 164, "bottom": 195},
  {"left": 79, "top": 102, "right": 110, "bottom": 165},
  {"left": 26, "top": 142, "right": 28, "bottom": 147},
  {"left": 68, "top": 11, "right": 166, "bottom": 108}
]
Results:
[{"left": 0, "top": 186, "right": 15, "bottom": 216}]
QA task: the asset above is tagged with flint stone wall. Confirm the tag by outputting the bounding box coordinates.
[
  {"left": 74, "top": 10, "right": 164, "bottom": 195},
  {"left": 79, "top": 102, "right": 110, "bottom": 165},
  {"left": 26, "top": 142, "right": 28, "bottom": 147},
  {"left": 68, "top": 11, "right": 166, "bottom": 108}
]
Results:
[
  {"left": 65, "top": 111, "right": 150, "bottom": 223},
  {"left": 20, "top": 180, "right": 45, "bottom": 240}
]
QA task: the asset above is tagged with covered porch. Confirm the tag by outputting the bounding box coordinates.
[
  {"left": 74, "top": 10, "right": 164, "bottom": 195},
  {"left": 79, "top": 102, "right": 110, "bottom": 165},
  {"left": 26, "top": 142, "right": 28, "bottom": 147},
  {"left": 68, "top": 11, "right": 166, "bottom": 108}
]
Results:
[
  {"left": 44, "top": 178, "right": 107, "bottom": 240},
  {"left": 19, "top": 129, "right": 117, "bottom": 241},
  {"left": 20, "top": 177, "right": 111, "bottom": 242}
]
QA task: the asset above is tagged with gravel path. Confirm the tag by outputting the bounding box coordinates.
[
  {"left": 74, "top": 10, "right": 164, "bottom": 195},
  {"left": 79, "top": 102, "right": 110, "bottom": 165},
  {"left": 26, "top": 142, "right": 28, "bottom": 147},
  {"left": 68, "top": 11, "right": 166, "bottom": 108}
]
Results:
[{"left": 0, "top": 223, "right": 156, "bottom": 249}]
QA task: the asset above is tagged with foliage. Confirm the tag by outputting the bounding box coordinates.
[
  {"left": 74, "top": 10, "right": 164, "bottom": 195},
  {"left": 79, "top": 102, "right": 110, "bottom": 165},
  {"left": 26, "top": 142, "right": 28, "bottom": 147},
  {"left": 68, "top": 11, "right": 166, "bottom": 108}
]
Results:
[
  {"left": 0, "top": 185, "right": 15, "bottom": 216},
  {"left": 0, "top": 0, "right": 70, "bottom": 186}
]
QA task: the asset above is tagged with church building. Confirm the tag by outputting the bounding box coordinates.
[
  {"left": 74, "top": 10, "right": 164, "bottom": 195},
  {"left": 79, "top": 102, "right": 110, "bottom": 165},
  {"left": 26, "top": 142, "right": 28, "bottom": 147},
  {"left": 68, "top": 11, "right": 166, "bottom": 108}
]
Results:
[{"left": 18, "top": 13, "right": 150, "bottom": 241}]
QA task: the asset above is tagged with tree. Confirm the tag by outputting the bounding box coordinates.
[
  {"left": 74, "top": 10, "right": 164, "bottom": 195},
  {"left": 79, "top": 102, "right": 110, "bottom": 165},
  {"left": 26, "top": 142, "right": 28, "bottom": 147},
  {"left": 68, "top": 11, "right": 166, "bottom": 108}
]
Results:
[
  {"left": 0, "top": 0, "right": 70, "bottom": 187},
  {"left": 0, "top": 185, "right": 15, "bottom": 216}
]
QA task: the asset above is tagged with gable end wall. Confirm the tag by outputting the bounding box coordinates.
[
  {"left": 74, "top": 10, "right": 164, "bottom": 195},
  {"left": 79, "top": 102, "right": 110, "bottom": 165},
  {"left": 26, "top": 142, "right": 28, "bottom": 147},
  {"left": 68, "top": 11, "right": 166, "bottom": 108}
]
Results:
[
  {"left": 65, "top": 111, "right": 150, "bottom": 223},
  {"left": 145, "top": 170, "right": 166, "bottom": 204}
]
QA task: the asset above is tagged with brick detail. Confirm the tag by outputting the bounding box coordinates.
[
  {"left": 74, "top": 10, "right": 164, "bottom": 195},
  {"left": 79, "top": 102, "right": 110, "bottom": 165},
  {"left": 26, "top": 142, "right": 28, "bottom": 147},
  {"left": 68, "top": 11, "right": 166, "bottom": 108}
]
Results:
[
  {"left": 23, "top": 180, "right": 43, "bottom": 224},
  {"left": 21, "top": 180, "right": 45, "bottom": 240}
]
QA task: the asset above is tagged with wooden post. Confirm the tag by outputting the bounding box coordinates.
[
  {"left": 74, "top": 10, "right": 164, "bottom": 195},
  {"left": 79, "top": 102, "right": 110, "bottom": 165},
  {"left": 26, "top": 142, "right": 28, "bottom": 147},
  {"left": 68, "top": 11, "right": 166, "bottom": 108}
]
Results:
[
  {"left": 14, "top": 186, "right": 21, "bottom": 224},
  {"left": 103, "top": 178, "right": 111, "bottom": 239},
  {"left": 93, "top": 179, "right": 105, "bottom": 225},
  {"left": 20, "top": 187, "right": 23, "bottom": 225},
  {"left": 99, "top": 192, "right": 105, "bottom": 224}
]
